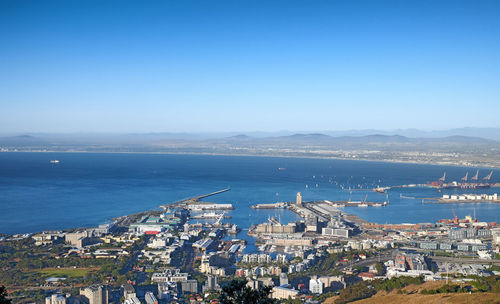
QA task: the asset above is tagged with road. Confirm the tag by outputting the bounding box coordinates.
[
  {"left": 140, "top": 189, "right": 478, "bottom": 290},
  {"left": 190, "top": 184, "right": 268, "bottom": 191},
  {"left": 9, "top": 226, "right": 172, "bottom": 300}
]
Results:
[{"left": 429, "top": 256, "right": 500, "bottom": 265}]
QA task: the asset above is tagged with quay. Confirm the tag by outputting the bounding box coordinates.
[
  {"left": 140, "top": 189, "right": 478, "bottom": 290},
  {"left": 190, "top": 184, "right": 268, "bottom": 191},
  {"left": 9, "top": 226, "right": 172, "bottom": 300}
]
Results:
[
  {"left": 251, "top": 202, "right": 289, "bottom": 209},
  {"left": 423, "top": 193, "right": 499, "bottom": 204}
]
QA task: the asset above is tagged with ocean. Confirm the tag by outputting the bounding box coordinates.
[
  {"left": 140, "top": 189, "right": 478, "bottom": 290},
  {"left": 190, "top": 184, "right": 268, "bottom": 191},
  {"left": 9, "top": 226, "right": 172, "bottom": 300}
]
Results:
[{"left": 1, "top": 152, "right": 499, "bottom": 237}]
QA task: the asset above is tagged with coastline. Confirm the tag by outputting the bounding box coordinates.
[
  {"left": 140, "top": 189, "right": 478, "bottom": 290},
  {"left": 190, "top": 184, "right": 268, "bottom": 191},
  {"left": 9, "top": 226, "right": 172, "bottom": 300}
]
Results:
[{"left": 2, "top": 150, "right": 499, "bottom": 169}]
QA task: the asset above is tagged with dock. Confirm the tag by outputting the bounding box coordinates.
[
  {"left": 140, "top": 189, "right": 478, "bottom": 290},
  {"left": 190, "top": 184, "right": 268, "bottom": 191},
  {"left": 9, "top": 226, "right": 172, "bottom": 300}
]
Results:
[{"left": 250, "top": 202, "right": 289, "bottom": 209}]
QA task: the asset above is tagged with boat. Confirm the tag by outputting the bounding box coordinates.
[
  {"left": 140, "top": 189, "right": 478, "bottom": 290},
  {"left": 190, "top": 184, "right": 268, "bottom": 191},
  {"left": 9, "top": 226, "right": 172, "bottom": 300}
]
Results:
[
  {"left": 373, "top": 203, "right": 383, "bottom": 207},
  {"left": 50, "top": 160, "right": 60, "bottom": 163},
  {"left": 358, "top": 203, "right": 368, "bottom": 207}
]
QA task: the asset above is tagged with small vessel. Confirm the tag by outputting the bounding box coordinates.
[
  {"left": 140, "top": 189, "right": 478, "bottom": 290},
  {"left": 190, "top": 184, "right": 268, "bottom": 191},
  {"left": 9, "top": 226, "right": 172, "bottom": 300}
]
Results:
[
  {"left": 358, "top": 203, "right": 368, "bottom": 207},
  {"left": 373, "top": 203, "right": 383, "bottom": 207},
  {"left": 50, "top": 160, "right": 60, "bottom": 164}
]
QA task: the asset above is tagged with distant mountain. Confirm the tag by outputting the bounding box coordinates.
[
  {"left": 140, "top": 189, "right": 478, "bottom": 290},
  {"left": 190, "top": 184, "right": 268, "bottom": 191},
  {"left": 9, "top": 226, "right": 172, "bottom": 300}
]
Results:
[{"left": 322, "top": 127, "right": 500, "bottom": 141}]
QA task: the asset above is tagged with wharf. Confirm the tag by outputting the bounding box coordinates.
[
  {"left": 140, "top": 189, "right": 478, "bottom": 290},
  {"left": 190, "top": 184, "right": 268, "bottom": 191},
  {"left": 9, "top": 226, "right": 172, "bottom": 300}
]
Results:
[
  {"left": 432, "top": 199, "right": 500, "bottom": 204},
  {"left": 322, "top": 200, "right": 388, "bottom": 207},
  {"left": 191, "top": 214, "right": 232, "bottom": 219},
  {"left": 250, "top": 202, "right": 289, "bottom": 209}
]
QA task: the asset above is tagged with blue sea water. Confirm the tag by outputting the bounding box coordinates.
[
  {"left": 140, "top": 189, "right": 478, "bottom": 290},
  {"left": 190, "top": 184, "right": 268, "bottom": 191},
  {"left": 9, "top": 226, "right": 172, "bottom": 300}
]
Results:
[{"left": 1, "top": 152, "right": 499, "bottom": 237}]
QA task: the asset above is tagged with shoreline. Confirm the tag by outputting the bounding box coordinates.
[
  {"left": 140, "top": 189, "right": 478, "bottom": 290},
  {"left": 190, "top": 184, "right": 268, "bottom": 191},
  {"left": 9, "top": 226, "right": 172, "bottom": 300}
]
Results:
[{"left": 1, "top": 150, "right": 499, "bottom": 169}]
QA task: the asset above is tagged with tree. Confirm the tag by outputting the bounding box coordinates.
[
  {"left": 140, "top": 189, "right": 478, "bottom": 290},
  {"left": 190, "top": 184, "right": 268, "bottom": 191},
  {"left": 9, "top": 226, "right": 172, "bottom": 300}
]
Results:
[
  {"left": 0, "top": 285, "right": 12, "bottom": 304},
  {"left": 219, "top": 279, "right": 276, "bottom": 304},
  {"left": 374, "top": 262, "right": 384, "bottom": 276}
]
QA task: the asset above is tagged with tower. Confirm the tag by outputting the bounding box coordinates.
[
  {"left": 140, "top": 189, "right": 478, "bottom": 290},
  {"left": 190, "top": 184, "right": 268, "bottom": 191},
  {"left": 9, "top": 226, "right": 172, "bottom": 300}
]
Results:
[{"left": 296, "top": 192, "right": 302, "bottom": 205}]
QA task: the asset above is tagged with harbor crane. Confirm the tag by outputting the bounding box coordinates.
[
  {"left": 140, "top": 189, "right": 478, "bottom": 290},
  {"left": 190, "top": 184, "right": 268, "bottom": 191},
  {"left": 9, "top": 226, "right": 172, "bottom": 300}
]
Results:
[
  {"left": 439, "top": 172, "right": 446, "bottom": 182},
  {"left": 471, "top": 170, "right": 479, "bottom": 181},
  {"left": 461, "top": 172, "right": 468, "bottom": 181},
  {"left": 483, "top": 171, "right": 493, "bottom": 181},
  {"left": 215, "top": 212, "right": 224, "bottom": 225}
]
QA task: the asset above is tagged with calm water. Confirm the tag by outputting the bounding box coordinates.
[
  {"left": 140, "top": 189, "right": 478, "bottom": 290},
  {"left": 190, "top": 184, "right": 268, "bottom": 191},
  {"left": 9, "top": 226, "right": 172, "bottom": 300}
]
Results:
[{"left": 1, "top": 152, "right": 499, "bottom": 238}]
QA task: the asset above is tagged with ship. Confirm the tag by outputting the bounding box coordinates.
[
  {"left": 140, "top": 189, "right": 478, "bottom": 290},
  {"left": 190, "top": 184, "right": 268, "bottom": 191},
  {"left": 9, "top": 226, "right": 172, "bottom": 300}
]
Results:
[
  {"left": 50, "top": 160, "right": 60, "bottom": 164},
  {"left": 428, "top": 171, "right": 493, "bottom": 189}
]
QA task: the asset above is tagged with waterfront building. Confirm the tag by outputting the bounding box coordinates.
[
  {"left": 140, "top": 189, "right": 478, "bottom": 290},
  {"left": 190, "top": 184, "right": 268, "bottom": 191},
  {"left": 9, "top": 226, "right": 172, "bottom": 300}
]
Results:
[
  {"left": 272, "top": 237, "right": 312, "bottom": 246},
  {"left": 129, "top": 214, "right": 181, "bottom": 235},
  {"left": 322, "top": 227, "right": 349, "bottom": 238},
  {"left": 254, "top": 221, "right": 297, "bottom": 234},
  {"left": 193, "top": 239, "right": 215, "bottom": 251}
]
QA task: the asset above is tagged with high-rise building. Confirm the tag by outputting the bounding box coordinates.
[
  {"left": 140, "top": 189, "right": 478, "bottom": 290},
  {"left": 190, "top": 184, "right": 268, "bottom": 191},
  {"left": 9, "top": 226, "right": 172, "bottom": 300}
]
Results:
[
  {"left": 181, "top": 280, "right": 198, "bottom": 293},
  {"left": 122, "top": 283, "right": 136, "bottom": 301},
  {"left": 309, "top": 278, "right": 323, "bottom": 294},
  {"left": 144, "top": 292, "right": 158, "bottom": 304},
  {"left": 45, "top": 294, "right": 66, "bottom": 304},
  {"left": 80, "top": 286, "right": 108, "bottom": 304},
  {"left": 204, "top": 275, "right": 219, "bottom": 291},
  {"left": 296, "top": 192, "right": 302, "bottom": 205},
  {"left": 279, "top": 273, "right": 288, "bottom": 286}
]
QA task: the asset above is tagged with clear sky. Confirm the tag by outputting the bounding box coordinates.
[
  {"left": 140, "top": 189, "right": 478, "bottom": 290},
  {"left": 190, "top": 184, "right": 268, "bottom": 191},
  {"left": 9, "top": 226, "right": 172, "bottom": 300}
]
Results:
[{"left": 1, "top": 0, "right": 499, "bottom": 133}]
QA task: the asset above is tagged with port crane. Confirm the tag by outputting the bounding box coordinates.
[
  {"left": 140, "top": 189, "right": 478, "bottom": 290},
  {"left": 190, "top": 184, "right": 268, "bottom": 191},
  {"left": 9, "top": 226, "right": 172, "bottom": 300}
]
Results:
[
  {"left": 451, "top": 207, "right": 458, "bottom": 224},
  {"left": 461, "top": 172, "right": 468, "bottom": 181},
  {"left": 439, "top": 172, "right": 446, "bottom": 182},
  {"left": 471, "top": 170, "right": 479, "bottom": 181},
  {"left": 215, "top": 212, "right": 224, "bottom": 225},
  {"left": 483, "top": 171, "right": 493, "bottom": 181}
]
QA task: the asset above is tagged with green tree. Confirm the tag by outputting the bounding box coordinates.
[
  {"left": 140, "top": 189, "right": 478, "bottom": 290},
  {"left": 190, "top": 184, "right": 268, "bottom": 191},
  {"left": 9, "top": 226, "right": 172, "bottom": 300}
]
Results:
[
  {"left": 219, "top": 279, "right": 276, "bottom": 304},
  {"left": 0, "top": 285, "right": 12, "bottom": 304},
  {"left": 374, "top": 262, "right": 384, "bottom": 276}
]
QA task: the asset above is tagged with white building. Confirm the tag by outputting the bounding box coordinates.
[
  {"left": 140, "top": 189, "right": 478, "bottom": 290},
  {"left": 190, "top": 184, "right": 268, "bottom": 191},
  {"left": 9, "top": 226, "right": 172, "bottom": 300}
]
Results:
[
  {"left": 309, "top": 278, "right": 323, "bottom": 294},
  {"left": 45, "top": 294, "right": 66, "bottom": 304}
]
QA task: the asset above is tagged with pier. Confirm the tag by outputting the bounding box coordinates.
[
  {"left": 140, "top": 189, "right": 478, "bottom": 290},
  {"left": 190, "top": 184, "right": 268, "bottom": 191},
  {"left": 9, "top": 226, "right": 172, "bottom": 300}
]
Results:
[{"left": 160, "top": 188, "right": 231, "bottom": 209}]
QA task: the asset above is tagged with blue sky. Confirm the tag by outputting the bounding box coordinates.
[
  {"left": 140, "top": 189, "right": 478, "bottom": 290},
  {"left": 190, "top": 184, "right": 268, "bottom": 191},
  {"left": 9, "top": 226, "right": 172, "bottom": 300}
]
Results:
[{"left": 1, "top": 0, "right": 499, "bottom": 133}]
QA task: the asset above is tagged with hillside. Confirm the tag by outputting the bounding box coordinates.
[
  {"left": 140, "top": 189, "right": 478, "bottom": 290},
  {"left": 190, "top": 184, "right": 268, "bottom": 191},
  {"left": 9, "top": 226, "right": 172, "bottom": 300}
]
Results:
[{"left": 324, "top": 281, "right": 500, "bottom": 304}]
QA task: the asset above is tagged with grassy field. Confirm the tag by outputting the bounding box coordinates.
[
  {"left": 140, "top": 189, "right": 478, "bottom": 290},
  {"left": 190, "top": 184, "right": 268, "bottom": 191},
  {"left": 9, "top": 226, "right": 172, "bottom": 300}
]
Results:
[
  {"left": 35, "top": 267, "right": 100, "bottom": 279},
  {"left": 324, "top": 281, "right": 500, "bottom": 304}
]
